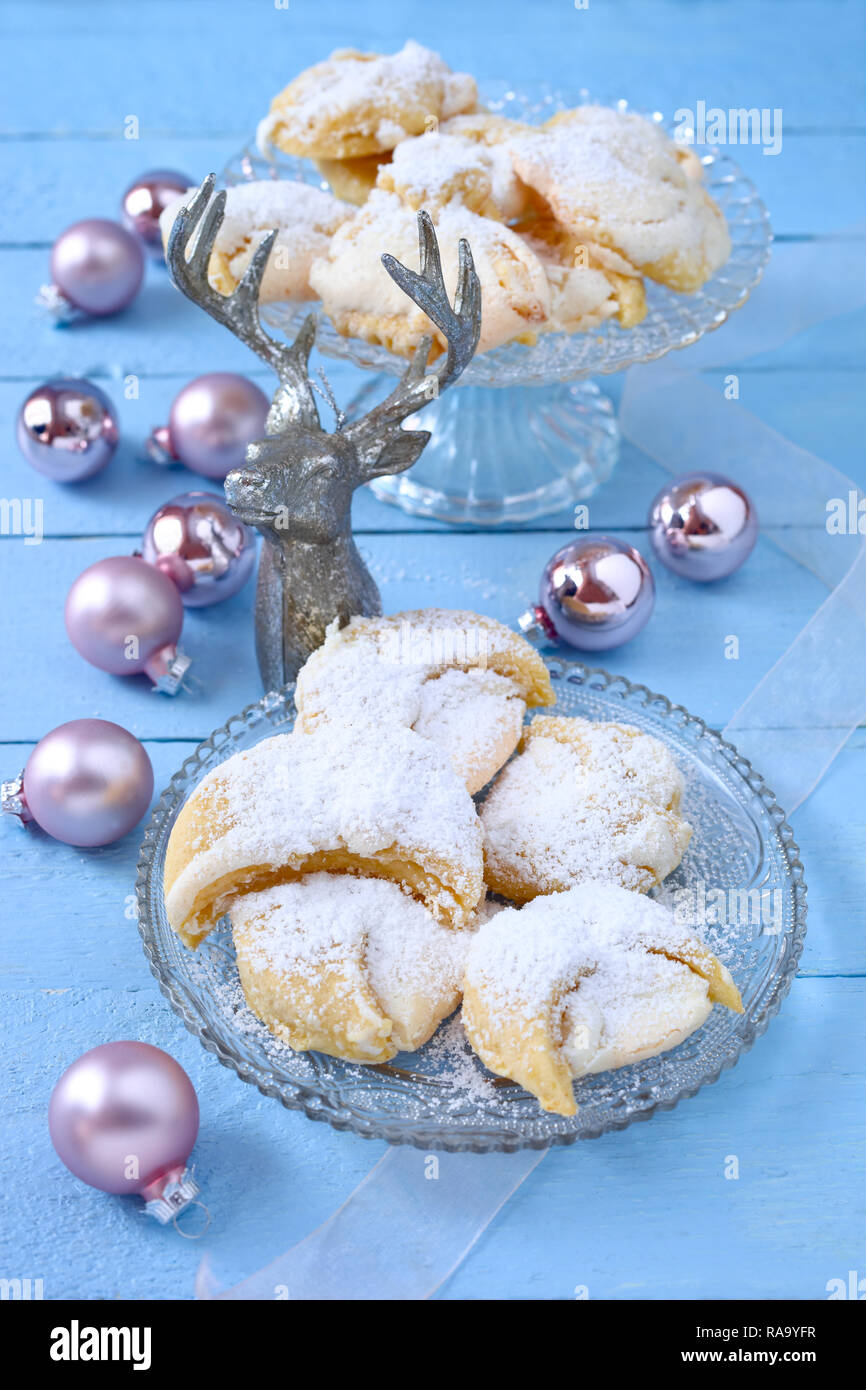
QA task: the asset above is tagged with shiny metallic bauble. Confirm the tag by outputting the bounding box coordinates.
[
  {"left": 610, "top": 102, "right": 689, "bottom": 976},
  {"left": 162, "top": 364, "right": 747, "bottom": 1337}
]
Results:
[
  {"left": 536, "top": 534, "right": 656, "bottom": 651},
  {"left": 648, "top": 472, "right": 758, "bottom": 581}
]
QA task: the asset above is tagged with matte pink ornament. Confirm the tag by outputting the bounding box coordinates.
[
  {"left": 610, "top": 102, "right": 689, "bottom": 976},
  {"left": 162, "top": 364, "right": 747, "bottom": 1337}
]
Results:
[
  {"left": 65, "top": 555, "right": 191, "bottom": 694},
  {"left": 39, "top": 218, "right": 144, "bottom": 321},
  {"left": 146, "top": 373, "right": 269, "bottom": 479},
  {"left": 2, "top": 718, "right": 153, "bottom": 847},
  {"left": 49, "top": 1042, "right": 204, "bottom": 1227}
]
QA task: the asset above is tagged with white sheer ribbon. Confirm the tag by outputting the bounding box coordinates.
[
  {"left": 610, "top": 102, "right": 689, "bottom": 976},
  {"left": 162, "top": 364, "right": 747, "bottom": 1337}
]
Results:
[
  {"left": 196, "top": 1147, "right": 547, "bottom": 1300},
  {"left": 197, "top": 232, "right": 866, "bottom": 1299}
]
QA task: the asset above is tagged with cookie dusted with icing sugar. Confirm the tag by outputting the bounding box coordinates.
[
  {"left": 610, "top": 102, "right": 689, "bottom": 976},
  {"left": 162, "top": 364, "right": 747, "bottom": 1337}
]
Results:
[
  {"left": 231, "top": 874, "right": 470, "bottom": 1063},
  {"left": 163, "top": 722, "right": 484, "bottom": 949},
  {"left": 160, "top": 180, "right": 352, "bottom": 303},
  {"left": 509, "top": 105, "right": 731, "bottom": 293},
  {"left": 517, "top": 215, "right": 647, "bottom": 330},
  {"left": 480, "top": 714, "right": 692, "bottom": 901},
  {"left": 257, "top": 41, "right": 477, "bottom": 160},
  {"left": 309, "top": 188, "right": 551, "bottom": 356},
  {"left": 377, "top": 129, "right": 530, "bottom": 221},
  {"left": 462, "top": 883, "right": 742, "bottom": 1115},
  {"left": 314, "top": 152, "right": 391, "bottom": 206},
  {"left": 294, "top": 609, "right": 554, "bottom": 795}
]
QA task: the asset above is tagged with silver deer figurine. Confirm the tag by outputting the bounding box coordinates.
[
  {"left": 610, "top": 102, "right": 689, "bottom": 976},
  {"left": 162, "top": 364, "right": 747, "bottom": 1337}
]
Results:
[{"left": 166, "top": 175, "right": 481, "bottom": 689}]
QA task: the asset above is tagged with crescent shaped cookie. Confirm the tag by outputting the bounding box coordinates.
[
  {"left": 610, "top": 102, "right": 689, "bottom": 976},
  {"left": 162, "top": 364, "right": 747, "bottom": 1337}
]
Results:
[
  {"left": 231, "top": 874, "right": 469, "bottom": 1063},
  {"left": 257, "top": 41, "right": 477, "bottom": 160},
  {"left": 160, "top": 180, "right": 351, "bottom": 303},
  {"left": 480, "top": 714, "right": 692, "bottom": 900},
  {"left": 164, "top": 722, "right": 484, "bottom": 948},
  {"left": 308, "top": 188, "right": 551, "bottom": 355},
  {"left": 462, "top": 883, "right": 742, "bottom": 1115},
  {"left": 509, "top": 106, "right": 731, "bottom": 293},
  {"left": 294, "top": 609, "right": 554, "bottom": 794}
]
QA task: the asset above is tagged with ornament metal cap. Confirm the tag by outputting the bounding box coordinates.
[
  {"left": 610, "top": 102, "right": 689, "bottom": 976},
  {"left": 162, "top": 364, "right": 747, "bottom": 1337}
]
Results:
[
  {"left": 145, "top": 425, "right": 178, "bottom": 467},
  {"left": 35, "top": 284, "right": 82, "bottom": 325},
  {"left": 1, "top": 771, "right": 33, "bottom": 826},
  {"left": 144, "top": 645, "right": 192, "bottom": 696},
  {"left": 141, "top": 1165, "right": 208, "bottom": 1234},
  {"left": 517, "top": 605, "right": 557, "bottom": 644}
]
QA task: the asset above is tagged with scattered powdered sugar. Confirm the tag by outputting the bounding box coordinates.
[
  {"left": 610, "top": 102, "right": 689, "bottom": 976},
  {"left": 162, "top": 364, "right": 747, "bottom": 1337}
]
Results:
[{"left": 481, "top": 717, "right": 691, "bottom": 894}]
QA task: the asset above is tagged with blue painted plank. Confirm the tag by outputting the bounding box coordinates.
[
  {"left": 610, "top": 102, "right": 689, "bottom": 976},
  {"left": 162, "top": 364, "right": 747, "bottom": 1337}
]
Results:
[
  {"left": 1, "top": 132, "right": 862, "bottom": 245},
  {"left": 2, "top": 730, "right": 861, "bottom": 983},
  {"left": 2, "top": 0, "right": 864, "bottom": 1306},
  {"left": 0, "top": 531, "right": 829, "bottom": 742},
  {"left": 2, "top": 1, "right": 863, "bottom": 134},
  {"left": 3, "top": 365, "right": 864, "bottom": 539},
  {"left": 1, "top": 974, "right": 861, "bottom": 1300},
  {"left": 1, "top": 242, "right": 863, "bottom": 381}
]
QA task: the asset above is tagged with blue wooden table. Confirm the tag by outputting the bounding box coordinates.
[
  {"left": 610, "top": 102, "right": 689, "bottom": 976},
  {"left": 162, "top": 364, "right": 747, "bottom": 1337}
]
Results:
[{"left": 2, "top": 0, "right": 864, "bottom": 1301}]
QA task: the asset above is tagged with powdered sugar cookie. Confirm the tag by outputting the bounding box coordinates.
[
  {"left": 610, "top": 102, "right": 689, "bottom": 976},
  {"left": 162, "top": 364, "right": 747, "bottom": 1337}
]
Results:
[
  {"left": 314, "top": 152, "right": 391, "bottom": 206},
  {"left": 257, "top": 41, "right": 477, "bottom": 160},
  {"left": 462, "top": 883, "right": 742, "bottom": 1115},
  {"left": 231, "top": 874, "right": 469, "bottom": 1063},
  {"left": 439, "top": 111, "right": 535, "bottom": 147},
  {"left": 518, "top": 214, "right": 647, "bottom": 329},
  {"left": 377, "top": 129, "right": 529, "bottom": 220},
  {"left": 480, "top": 714, "right": 692, "bottom": 901},
  {"left": 309, "top": 188, "right": 550, "bottom": 355},
  {"left": 160, "top": 180, "right": 351, "bottom": 302},
  {"left": 164, "top": 721, "right": 484, "bottom": 948},
  {"left": 510, "top": 106, "right": 730, "bottom": 293},
  {"left": 294, "top": 609, "right": 554, "bottom": 794}
]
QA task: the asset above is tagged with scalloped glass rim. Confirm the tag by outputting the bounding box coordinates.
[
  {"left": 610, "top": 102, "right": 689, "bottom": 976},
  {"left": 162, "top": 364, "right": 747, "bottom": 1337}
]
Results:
[
  {"left": 222, "top": 82, "right": 773, "bottom": 389},
  {"left": 135, "top": 661, "right": 806, "bottom": 1153}
]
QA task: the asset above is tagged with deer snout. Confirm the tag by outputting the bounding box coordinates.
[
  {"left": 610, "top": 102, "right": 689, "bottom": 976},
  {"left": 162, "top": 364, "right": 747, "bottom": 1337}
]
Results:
[{"left": 224, "top": 465, "right": 264, "bottom": 517}]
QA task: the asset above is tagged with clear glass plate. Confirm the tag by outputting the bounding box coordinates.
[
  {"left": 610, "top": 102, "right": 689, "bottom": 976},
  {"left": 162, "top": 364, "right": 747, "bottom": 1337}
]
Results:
[
  {"left": 135, "top": 661, "right": 806, "bottom": 1153},
  {"left": 222, "top": 84, "right": 772, "bottom": 523}
]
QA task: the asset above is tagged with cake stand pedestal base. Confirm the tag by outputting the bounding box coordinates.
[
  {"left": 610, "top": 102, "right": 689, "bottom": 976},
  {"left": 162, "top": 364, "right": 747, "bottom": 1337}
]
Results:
[{"left": 350, "top": 376, "right": 619, "bottom": 526}]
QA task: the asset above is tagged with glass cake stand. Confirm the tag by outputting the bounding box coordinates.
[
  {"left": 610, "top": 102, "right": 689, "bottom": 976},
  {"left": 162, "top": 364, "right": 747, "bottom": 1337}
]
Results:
[
  {"left": 223, "top": 84, "right": 772, "bottom": 524},
  {"left": 136, "top": 661, "right": 806, "bottom": 1154}
]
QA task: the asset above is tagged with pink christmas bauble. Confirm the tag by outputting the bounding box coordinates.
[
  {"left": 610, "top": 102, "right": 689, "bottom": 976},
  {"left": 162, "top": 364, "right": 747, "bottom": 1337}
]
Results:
[
  {"left": 49, "top": 1042, "right": 199, "bottom": 1196},
  {"left": 21, "top": 718, "right": 153, "bottom": 847},
  {"left": 50, "top": 218, "right": 144, "bottom": 317},
  {"left": 149, "top": 373, "right": 270, "bottom": 479},
  {"left": 141, "top": 490, "right": 256, "bottom": 607},
  {"left": 65, "top": 555, "right": 184, "bottom": 679},
  {"left": 16, "top": 378, "right": 118, "bottom": 482},
  {"left": 121, "top": 169, "right": 193, "bottom": 260}
]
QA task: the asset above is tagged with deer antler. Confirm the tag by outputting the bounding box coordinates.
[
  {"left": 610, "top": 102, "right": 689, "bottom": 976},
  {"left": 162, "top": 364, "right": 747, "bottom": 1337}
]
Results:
[
  {"left": 166, "top": 174, "right": 320, "bottom": 431},
  {"left": 343, "top": 211, "right": 481, "bottom": 473}
]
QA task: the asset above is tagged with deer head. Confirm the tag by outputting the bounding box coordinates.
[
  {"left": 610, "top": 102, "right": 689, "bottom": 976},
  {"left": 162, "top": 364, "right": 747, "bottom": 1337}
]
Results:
[{"left": 166, "top": 175, "right": 481, "bottom": 686}]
